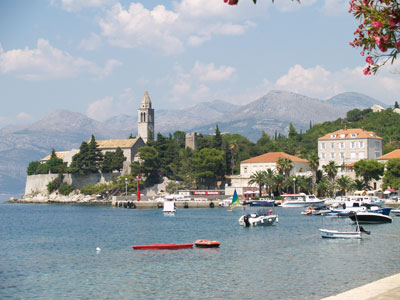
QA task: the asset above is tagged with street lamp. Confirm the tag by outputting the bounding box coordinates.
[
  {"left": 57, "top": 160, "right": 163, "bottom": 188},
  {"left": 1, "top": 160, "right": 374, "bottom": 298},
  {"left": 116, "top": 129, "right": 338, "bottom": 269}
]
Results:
[
  {"left": 293, "top": 177, "right": 296, "bottom": 194},
  {"left": 125, "top": 178, "right": 128, "bottom": 197}
]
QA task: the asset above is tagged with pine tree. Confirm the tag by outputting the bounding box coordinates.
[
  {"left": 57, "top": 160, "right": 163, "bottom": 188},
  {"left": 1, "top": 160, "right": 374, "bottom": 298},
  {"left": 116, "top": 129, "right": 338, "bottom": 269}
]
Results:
[
  {"left": 213, "top": 124, "right": 223, "bottom": 149},
  {"left": 395, "top": 101, "right": 399, "bottom": 109},
  {"left": 112, "top": 147, "right": 126, "bottom": 172}
]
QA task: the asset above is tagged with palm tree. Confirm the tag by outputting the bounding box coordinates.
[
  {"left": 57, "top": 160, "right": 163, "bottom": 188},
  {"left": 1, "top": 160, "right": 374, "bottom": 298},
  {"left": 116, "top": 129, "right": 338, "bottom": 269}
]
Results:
[
  {"left": 323, "top": 161, "right": 339, "bottom": 184},
  {"left": 336, "top": 175, "right": 353, "bottom": 196},
  {"left": 273, "top": 174, "right": 285, "bottom": 195},
  {"left": 249, "top": 170, "right": 265, "bottom": 197},
  {"left": 276, "top": 157, "right": 293, "bottom": 179},
  {"left": 308, "top": 152, "right": 319, "bottom": 194},
  {"left": 296, "top": 175, "right": 313, "bottom": 194},
  {"left": 264, "top": 168, "right": 275, "bottom": 197},
  {"left": 351, "top": 179, "right": 366, "bottom": 192}
]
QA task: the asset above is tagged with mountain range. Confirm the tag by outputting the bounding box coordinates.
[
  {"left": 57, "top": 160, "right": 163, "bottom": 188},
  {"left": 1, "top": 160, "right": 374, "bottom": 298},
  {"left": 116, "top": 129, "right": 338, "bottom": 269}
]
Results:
[{"left": 0, "top": 90, "right": 386, "bottom": 194}]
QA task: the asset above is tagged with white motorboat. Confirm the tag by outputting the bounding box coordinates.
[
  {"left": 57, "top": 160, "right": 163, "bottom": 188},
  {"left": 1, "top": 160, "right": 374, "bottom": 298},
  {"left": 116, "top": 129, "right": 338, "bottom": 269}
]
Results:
[
  {"left": 280, "top": 193, "right": 325, "bottom": 208},
  {"left": 329, "top": 196, "right": 385, "bottom": 208},
  {"left": 319, "top": 229, "right": 362, "bottom": 239},
  {"left": 239, "top": 209, "right": 278, "bottom": 227},
  {"left": 391, "top": 209, "right": 400, "bottom": 216},
  {"left": 218, "top": 198, "right": 232, "bottom": 207},
  {"left": 163, "top": 200, "right": 176, "bottom": 215}
]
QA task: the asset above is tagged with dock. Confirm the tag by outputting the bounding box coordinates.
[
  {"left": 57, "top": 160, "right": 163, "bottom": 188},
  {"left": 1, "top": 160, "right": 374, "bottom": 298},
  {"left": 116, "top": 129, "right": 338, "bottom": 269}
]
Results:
[
  {"left": 322, "top": 273, "right": 400, "bottom": 300},
  {"left": 112, "top": 196, "right": 219, "bottom": 209}
]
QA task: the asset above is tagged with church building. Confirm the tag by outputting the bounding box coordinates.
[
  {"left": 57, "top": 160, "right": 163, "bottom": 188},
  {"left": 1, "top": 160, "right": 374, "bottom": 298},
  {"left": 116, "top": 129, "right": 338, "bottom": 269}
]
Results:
[{"left": 137, "top": 91, "right": 154, "bottom": 143}]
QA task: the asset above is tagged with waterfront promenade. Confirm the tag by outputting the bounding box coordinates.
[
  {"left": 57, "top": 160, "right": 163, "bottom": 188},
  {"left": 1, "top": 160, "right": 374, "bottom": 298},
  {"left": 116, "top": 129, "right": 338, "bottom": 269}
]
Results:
[{"left": 322, "top": 273, "right": 400, "bottom": 300}]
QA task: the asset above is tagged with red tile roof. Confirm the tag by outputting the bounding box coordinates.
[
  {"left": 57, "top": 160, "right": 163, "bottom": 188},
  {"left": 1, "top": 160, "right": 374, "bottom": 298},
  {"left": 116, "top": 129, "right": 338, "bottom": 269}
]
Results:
[
  {"left": 318, "top": 128, "right": 382, "bottom": 140},
  {"left": 241, "top": 152, "right": 308, "bottom": 163},
  {"left": 377, "top": 149, "right": 400, "bottom": 160}
]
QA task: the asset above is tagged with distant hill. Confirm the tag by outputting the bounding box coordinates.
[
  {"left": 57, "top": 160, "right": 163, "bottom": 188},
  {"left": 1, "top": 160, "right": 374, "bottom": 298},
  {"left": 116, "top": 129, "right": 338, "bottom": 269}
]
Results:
[
  {"left": 0, "top": 90, "right": 385, "bottom": 193},
  {"left": 325, "top": 92, "right": 387, "bottom": 109}
]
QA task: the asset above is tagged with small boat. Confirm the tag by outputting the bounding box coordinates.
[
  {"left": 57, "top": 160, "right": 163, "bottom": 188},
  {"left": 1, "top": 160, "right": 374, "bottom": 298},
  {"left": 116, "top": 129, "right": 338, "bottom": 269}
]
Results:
[
  {"left": 280, "top": 193, "right": 325, "bottom": 208},
  {"left": 249, "top": 198, "right": 275, "bottom": 207},
  {"left": 301, "top": 205, "right": 331, "bottom": 215},
  {"left": 349, "top": 212, "right": 392, "bottom": 224},
  {"left": 239, "top": 209, "right": 278, "bottom": 227},
  {"left": 194, "top": 240, "right": 220, "bottom": 248},
  {"left": 132, "top": 243, "right": 194, "bottom": 250},
  {"left": 163, "top": 200, "right": 176, "bottom": 215},
  {"left": 391, "top": 209, "right": 400, "bottom": 216},
  {"left": 319, "top": 228, "right": 370, "bottom": 239}
]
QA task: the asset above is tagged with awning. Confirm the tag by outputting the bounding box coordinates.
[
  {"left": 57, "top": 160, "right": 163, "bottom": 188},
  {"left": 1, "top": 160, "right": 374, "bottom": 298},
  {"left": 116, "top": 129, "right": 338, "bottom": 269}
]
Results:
[
  {"left": 243, "top": 191, "right": 259, "bottom": 195},
  {"left": 384, "top": 190, "right": 392, "bottom": 194}
]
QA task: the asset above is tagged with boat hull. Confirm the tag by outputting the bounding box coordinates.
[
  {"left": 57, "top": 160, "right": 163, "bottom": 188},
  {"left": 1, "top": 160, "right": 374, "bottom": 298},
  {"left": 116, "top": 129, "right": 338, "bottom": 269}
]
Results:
[
  {"left": 132, "top": 243, "right": 193, "bottom": 250},
  {"left": 319, "top": 229, "right": 362, "bottom": 239},
  {"left": 349, "top": 213, "right": 392, "bottom": 224},
  {"left": 391, "top": 209, "right": 400, "bottom": 216},
  {"left": 281, "top": 201, "right": 325, "bottom": 208},
  {"left": 239, "top": 214, "right": 278, "bottom": 226},
  {"left": 249, "top": 200, "right": 275, "bottom": 207},
  {"left": 194, "top": 240, "right": 220, "bottom": 248}
]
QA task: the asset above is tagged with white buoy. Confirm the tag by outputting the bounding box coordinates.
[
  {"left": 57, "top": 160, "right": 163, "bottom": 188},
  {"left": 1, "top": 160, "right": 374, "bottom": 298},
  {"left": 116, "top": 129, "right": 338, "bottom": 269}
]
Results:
[{"left": 96, "top": 247, "right": 101, "bottom": 252}]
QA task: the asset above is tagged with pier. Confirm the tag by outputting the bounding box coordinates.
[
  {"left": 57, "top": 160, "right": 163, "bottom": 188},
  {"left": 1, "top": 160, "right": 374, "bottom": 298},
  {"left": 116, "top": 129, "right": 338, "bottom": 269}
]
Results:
[{"left": 112, "top": 196, "right": 219, "bottom": 209}]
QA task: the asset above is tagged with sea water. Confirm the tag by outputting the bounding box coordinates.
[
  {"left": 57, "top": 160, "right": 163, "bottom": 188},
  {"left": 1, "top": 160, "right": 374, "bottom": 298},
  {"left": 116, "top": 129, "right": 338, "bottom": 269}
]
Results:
[{"left": 1, "top": 196, "right": 400, "bottom": 299}]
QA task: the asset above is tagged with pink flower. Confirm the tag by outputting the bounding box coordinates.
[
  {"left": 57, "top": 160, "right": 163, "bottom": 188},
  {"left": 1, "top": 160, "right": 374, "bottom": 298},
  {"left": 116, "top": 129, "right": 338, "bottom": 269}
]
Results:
[
  {"left": 389, "top": 18, "right": 396, "bottom": 27},
  {"left": 349, "top": 41, "right": 355, "bottom": 47},
  {"left": 366, "top": 56, "right": 374, "bottom": 64},
  {"left": 363, "top": 66, "right": 371, "bottom": 76},
  {"left": 224, "top": 0, "right": 238, "bottom": 5},
  {"left": 371, "top": 21, "right": 383, "bottom": 29},
  {"left": 395, "top": 41, "right": 400, "bottom": 50},
  {"left": 360, "top": 51, "right": 365, "bottom": 56}
]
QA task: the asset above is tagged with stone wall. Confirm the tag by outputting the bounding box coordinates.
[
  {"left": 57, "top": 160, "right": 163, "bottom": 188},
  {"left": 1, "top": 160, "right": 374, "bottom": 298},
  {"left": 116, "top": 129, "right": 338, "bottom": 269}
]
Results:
[{"left": 24, "top": 172, "right": 121, "bottom": 195}]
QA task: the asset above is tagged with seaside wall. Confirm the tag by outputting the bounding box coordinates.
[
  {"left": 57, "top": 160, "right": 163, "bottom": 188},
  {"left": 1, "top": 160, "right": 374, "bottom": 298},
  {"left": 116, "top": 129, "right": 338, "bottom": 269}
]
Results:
[{"left": 24, "top": 172, "right": 121, "bottom": 195}]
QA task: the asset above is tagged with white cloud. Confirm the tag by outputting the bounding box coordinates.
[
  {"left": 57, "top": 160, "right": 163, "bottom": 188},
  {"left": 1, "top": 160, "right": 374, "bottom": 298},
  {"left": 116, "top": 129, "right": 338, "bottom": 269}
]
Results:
[
  {"left": 321, "top": 0, "right": 348, "bottom": 16},
  {"left": 78, "top": 33, "right": 102, "bottom": 51},
  {"left": 60, "top": 0, "right": 116, "bottom": 12},
  {"left": 16, "top": 112, "right": 33, "bottom": 121},
  {"left": 0, "top": 39, "right": 121, "bottom": 80},
  {"left": 86, "top": 88, "right": 137, "bottom": 121},
  {"left": 87, "top": 96, "right": 114, "bottom": 120},
  {"left": 98, "top": 1, "right": 256, "bottom": 54},
  {"left": 169, "top": 61, "right": 236, "bottom": 104}
]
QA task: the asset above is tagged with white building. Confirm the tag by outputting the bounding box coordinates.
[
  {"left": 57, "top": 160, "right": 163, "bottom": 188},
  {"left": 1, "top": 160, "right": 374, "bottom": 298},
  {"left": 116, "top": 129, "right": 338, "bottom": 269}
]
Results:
[
  {"left": 318, "top": 128, "right": 383, "bottom": 171},
  {"left": 225, "top": 152, "right": 310, "bottom": 196}
]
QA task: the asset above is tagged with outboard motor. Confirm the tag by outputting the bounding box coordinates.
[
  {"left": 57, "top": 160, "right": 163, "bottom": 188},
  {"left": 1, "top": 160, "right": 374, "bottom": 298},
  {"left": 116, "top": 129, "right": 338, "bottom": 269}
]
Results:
[
  {"left": 359, "top": 226, "right": 371, "bottom": 235},
  {"left": 243, "top": 214, "right": 250, "bottom": 227}
]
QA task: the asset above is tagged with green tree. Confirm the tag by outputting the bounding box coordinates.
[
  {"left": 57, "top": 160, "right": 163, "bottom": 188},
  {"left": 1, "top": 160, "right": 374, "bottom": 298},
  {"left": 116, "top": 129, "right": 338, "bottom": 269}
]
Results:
[
  {"left": 336, "top": 175, "right": 353, "bottom": 195},
  {"left": 395, "top": 101, "right": 399, "bottom": 109},
  {"left": 276, "top": 157, "right": 293, "bottom": 179},
  {"left": 27, "top": 161, "right": 41, "bottom": 175},
  {"left": 308, "top": 152, "right": 319, "bottom": 193},
  {"left": 47, "top": 149, "right": 67, "bottom": 174},
  {"left": 322, "top": 161, "right": 339, "bottom": 184},
  {"left": 192, "top": 148, "right": 226, "bottom": 189},
  {"left": 273, "top": 174, "right": 285, "bottom": 195},
  {"left": 111, "top": 147, "right": 126, "bottom": 172},
  {"left": 249, "top": 170, "right": 266, "bottom": 197},
  {"left": 382, "top": 158, "right": 400, "bottom": 189},
  {"left": 213, "top": 124, "right": 223, "bottom": 150},
  {"left": 133, "top": 146, "right": 160, "bottom": 185},
  {"left": 263, "top": 168, "right": 275, "bottom": 197},
  {"left": 88, "top": 135, "right": 104, "bottom": 172},
  {"left": 354, "top": 159, "right": 385, "bottom": 189}
]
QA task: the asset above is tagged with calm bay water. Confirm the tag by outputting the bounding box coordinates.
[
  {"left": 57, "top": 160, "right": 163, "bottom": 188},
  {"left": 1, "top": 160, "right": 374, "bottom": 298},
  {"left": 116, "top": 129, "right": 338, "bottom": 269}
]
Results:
[{"left": 1, "top": 195, "right": 400, "bottom": 300}]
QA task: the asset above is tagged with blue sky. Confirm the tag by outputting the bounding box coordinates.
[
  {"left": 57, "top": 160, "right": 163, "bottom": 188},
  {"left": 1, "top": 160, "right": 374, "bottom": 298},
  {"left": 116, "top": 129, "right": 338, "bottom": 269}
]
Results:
[{"left": 1, "top": 0, "right": 400, "bottom": 127}]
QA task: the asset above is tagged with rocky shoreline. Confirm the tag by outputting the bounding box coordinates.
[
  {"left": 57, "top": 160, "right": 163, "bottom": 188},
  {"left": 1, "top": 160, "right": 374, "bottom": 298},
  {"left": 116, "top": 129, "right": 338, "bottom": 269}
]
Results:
[{"left": 8, "top": 192, "right": 111, "bottom": 204}]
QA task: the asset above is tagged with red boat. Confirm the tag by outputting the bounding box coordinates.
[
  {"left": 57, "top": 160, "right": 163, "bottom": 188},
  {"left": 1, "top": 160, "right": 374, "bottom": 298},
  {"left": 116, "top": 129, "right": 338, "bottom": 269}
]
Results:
[
  {"left": 194, "top": 240, "right": 220, "bottom": 248},
  {"left": 132, "top": 243, "right": 194, "bottom": 250}
]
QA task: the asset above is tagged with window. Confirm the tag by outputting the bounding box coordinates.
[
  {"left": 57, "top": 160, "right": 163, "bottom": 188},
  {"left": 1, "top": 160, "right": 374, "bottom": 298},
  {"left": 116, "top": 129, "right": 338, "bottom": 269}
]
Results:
[
  {"left": 339, "top": 142, "right": 345, "bottom": 149},
  {"left": 350, "top": 142, "right": 356, "bottom": 149},
  {"left": 351, "top": 133, "right": 358, "bottom": 138},
  {"left": 321, "top": 143, "right": 326, "bottom": 150},
  {"left": 375, "top": 141, "right": 380, "bottom": 148},
  {"left": 351, "top": 152, "right": 356, "bottom": 159},
  {"left": 330, "top": 143, "right": 335, "bottom": 149},
  {"left": 244, "top": 167, "right": 247, "bottom": 174},
  {"left": 330, "top": 134, "right": 336, "bottom": 138},
  {"left": 340, "top": 134, "right": 346, "bottom": 138},
  {"left": 375, "top": 152, "right": 380, "bottom": 158},
  {"left": 340, "top": 152, "right": 345, "bottom": 159},
  {"left": 330, "top": 153, "right": 335, "bottom": 159},
  {"left": 359, "top": 141, "right": 364, "bottom": 148},
  {"left": 321, "top": 153, "right": 326, "bottom": 159}
]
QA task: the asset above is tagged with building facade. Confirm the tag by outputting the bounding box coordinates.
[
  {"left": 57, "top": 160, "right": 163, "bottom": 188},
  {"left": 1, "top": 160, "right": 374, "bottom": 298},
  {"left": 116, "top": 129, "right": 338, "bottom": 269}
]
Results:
[
  {"left": 318, "top": 128, "right": 383, "bottom": 170},
  {"left": 137, "top": 91, "right": 154, "bottom": 143},
  {"left": 225, "top": 152, "right": 310, "bottom": 196}
]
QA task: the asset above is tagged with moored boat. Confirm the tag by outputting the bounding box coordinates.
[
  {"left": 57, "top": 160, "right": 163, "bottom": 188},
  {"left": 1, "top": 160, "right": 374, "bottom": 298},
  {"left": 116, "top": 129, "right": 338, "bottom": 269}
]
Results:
[
  {"left": 391, "top": 209, "right": 400, "bottom": 216},
  {"left": 349, "top": 212, "right": 392, "bottom": 224},
  {"left": 319, "top": 229, "right": 362, "bottom": 239},
  {"left": 239, "top": 209, "right": 278, "bottom": 227},
  {"left": 280, "top": 193, "right": 325, "bottom": 208},
  {"left": 194, "top": 240, "right": 220, "bottom": 248},
  {"left": 163, "top": 200, "right": 176, "bottom": 215},
  {"left": 132, "top": 243, "right": 194, "bottom": 250},
  {"left": 249, "top": 198, "right": 275, "bottom": 207}
]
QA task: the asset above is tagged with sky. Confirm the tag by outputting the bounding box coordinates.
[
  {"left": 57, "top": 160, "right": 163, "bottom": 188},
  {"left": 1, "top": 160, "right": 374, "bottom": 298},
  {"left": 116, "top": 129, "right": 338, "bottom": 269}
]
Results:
[{"left": 1, "top": 0, "right": 400, "bottom": 128}]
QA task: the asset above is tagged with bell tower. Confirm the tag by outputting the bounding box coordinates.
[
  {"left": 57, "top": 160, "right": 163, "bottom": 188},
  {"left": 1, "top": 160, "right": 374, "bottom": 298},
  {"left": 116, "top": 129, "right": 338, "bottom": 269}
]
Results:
[{"left": 137, "top": 91, "right": 154, "bottom": 143}]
